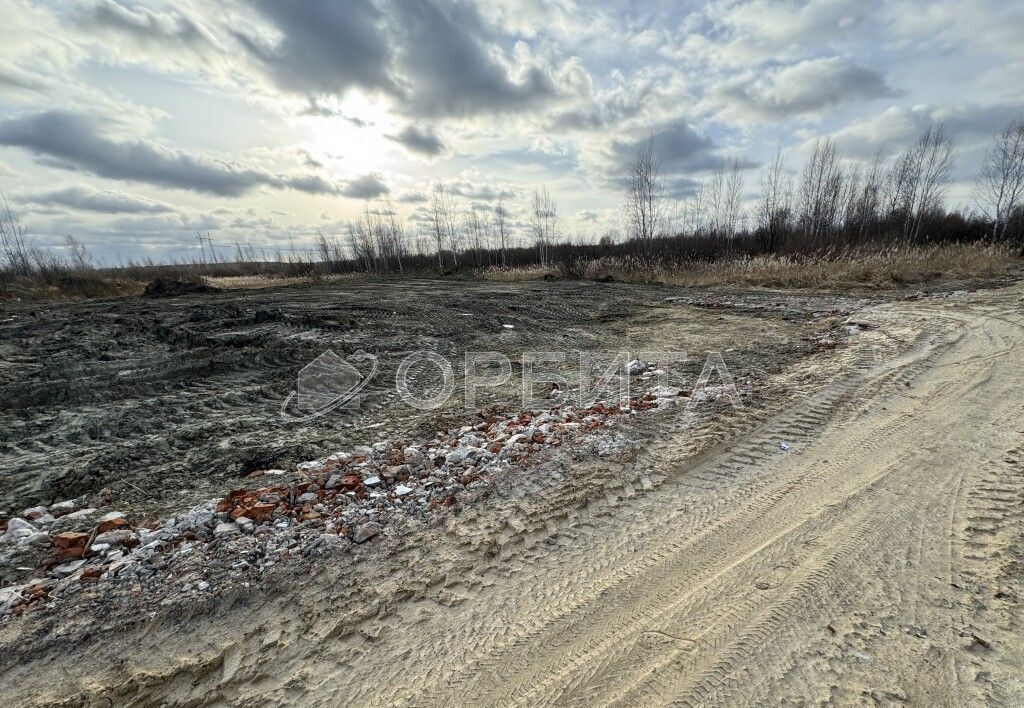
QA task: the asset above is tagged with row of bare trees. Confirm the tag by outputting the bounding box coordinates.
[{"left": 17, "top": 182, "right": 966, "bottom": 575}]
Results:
[
  {"left": 4, "top": 116, "right": 1023, "bottom": 281},
  {"left": 421, "top": 183, "right": 559, "bottom": 271},
  {"left": 623, "top": 115, "right": 1024, "bottom": 253}
]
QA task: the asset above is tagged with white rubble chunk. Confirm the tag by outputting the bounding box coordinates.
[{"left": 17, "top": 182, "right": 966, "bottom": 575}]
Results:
[{"left": 214, "top": 522, "right": 241, "bottom": 537}]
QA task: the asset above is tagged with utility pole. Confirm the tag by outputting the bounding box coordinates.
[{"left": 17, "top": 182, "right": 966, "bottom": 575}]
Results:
[
  {"left": 195, "top": 232, "right": 207, "bottom": 263},
  {"left": 204, "top": 234, "right": 217, "bottom": 263}
]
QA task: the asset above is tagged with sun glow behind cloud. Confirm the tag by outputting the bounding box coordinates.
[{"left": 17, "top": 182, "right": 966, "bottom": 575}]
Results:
[{"left": 298, "top": 93, "right": 400, "bottom": 179}]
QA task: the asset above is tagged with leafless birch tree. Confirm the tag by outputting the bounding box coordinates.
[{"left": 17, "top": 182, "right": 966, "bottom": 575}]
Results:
[
  {"left": 623, "top": 135, "right": 664, "bottom": 246},
  {"left": 976, "top": 114, "right": 1024, "bottom": 241}
]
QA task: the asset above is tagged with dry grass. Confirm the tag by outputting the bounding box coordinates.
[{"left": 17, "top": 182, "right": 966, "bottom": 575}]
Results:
[
  {"left": 483, "top": 243, "right": 1019, "bottom": 288},
  {"left": 207, "top": 272, "right": 365, "bottom": 290},
  {"left": 0, "top": 273, "right": 144, "bottom": 300},
  {"left": 481, "top": 264, "right": 558, "bottom": 282}
]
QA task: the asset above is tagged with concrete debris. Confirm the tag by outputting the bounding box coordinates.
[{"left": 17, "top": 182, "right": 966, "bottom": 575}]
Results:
[
  {"left": 52, "top": 560, "right": 86, "bottom": 578},
  {"left": 0, "top": 372, "right": 750, "bottom": 620},
  {"left": 627, "top": 359, "right": 648, "bottom": 376},
  {"left": 213, "top": 522, "right": 241, "bottom": 538},
  {"left": 352, "top": 522, "right": 381, "bottom": 544},
  {"left": 22, "top": 507, "right": 47, "bottom": 521},
  {"left": 48, "top": 501, "right": 77, "bottom": 516}
]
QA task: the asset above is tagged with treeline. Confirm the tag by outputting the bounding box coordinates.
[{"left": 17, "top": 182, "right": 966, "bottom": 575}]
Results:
[
  {"left": 2, "top": 115, "right": 1023, "bottom": 286},
  {"left": 330, "top": 114, "right": 1024, "bottom": 275}
]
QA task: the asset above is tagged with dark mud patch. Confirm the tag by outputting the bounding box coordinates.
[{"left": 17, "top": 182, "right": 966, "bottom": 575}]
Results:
[
  {"left": 143, "top": 277, "right": 219, "bottom": 298},
  {"left": 0, "top": 278, "right": 865, "bottom": 522}
]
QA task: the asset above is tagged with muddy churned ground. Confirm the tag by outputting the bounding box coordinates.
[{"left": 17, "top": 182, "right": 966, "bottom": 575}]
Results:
[{"left": 1, "top": 277, "right": 1023, "bottom": 707}]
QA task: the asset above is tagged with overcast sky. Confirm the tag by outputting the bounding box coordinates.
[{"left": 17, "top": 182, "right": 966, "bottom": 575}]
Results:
[{"left": 0, "top": 0, "right": 1021, "bottom": 263}]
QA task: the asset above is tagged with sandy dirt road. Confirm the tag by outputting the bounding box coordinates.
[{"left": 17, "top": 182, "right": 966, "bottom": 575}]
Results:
[
  {"left": 2, "top": 282, "right": 1023, "bottom": 707},
  {"left": 272, "top": 284, "right": 1024, "bottom": 707}
]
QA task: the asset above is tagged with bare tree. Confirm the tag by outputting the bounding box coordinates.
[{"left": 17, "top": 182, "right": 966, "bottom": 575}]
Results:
[
  {"left": 798, "top": 137, "right": 844, "bottom": 242},
  {"left": 706, "top": 164, "right": 726, "bottom": 236},
  {"left": 0, "top": 192, "right": 32, "bottom": 275},
  {"left": 623, "top": 135, "right": 664, "bottom": 246},
  {"left": 465, "top": 206, "right": 487, "bottom": 266},
  {"left": 757, "top": 146, "right": 791, "bottom": 253},
  {"left": 849, "top": 148, "right": 886, "bottom": 240},
  {"left": 378, "top": 196, "right": 406, "bottom": 272},
  {"left": 65, "top": 235, "right": 91, "bottom": 270},
  {"left": 722, "top": 158, "right": 745, "bottom": 238},
  {"left": 530, "top": 187, "right": 559, "bottom": 266},
  {"left": 911, "top": 123, "right": 956, "bottom": 240},
  {"left": 976, "top": 114, "right": 1024, "bottom": 241},
  {"left": 494, "top": 196, "right": 510, "bottom": 266},
  {"left": 887, "top": 123, "right": 956, "bottom": 240},
  {"left": 429, "top": 184, "right": 459, "bottom": 269}
]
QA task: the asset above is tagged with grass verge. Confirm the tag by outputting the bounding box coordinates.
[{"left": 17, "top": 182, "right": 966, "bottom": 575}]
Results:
[{"left": 482, "top": 243, "right": 1019, "bottom": 288}]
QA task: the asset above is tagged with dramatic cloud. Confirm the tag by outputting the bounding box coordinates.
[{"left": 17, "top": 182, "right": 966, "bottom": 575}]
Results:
[
  {"left": 389, "top": 0, "right": 560, "bottom": 117},
  {"left": 0, "top": 111, "right": 339, "bottom": 197},
  {"left": 608, "top": 123, "right": 724, "bottom": 175},
  {"left": 385, "top": 125, "right": 446, "bottom": 157},
  {"left": 340, "top": 173, "right": 389, "bottom": 199},
  {"left": 236, "top": 0, "right": 396, "bottom": 96},
  {"left": 20, "top": 185, "right": 175, "bottom": 214},
  {"left": 0, "top": 0, "right": 1021, "bottom": 262},
  {"left": 710, "top": 58, "right": 897, "bottom": 120},
  {"left": 78, "top": 0, "right": 219, "bottom": 52}
]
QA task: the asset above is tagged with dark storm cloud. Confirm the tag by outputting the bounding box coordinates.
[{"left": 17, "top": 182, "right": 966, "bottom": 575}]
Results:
[
  {"left": 235, "top": 0, "right": 560, "bottom": 118},
  {"left": 933, "top": 102, "right": 1024, "bottom": 140},
  {"left": 235, "top": 0, "right": 397, "bottom": 96},
  {"left": 0, "top": 110, "right": 341, "bottom": 197},
  {"left": 385, "top": 125, "right": 446, "bottom": 157},
  {"left": 609, "top": 123, "right": 725, "bottom": 175},
  {"left": 713, "top": 59, "right": 897, "bottom": 119},
  {"left": 21, "top": 185, "right": 175, "bottom": 214},
  {"left": 390, "top": 0, "right": 558, "bottom": 117},
  {"left": 607, "top": 123, "right": 751, "bottom": 197},
  {"left": 340, "top": 173, "right": 390, "bottom": 199}
]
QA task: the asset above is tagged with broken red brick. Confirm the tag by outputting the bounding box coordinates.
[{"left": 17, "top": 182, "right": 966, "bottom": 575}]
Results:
[
  {"left": 247, "top": 503, "right": 276, "bottom": 522},
  {"left": 339, "top": 473, "right": 362, "bottom": 491},
  {"left": 96, "top": 516, "right": 128, "bottom": 534},
  {"left": 53, "top": 532, "right": 90, "bottom": 550}
]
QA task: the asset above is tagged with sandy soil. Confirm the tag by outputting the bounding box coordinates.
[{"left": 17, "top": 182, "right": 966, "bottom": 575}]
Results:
[{"left": 1, "top": 279, "right": 1022, "bottom": 706}]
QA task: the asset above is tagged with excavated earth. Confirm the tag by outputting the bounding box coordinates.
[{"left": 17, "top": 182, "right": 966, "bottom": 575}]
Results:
[{"left": 1, "top": 276, "right": 1023, "bottom": 707}]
